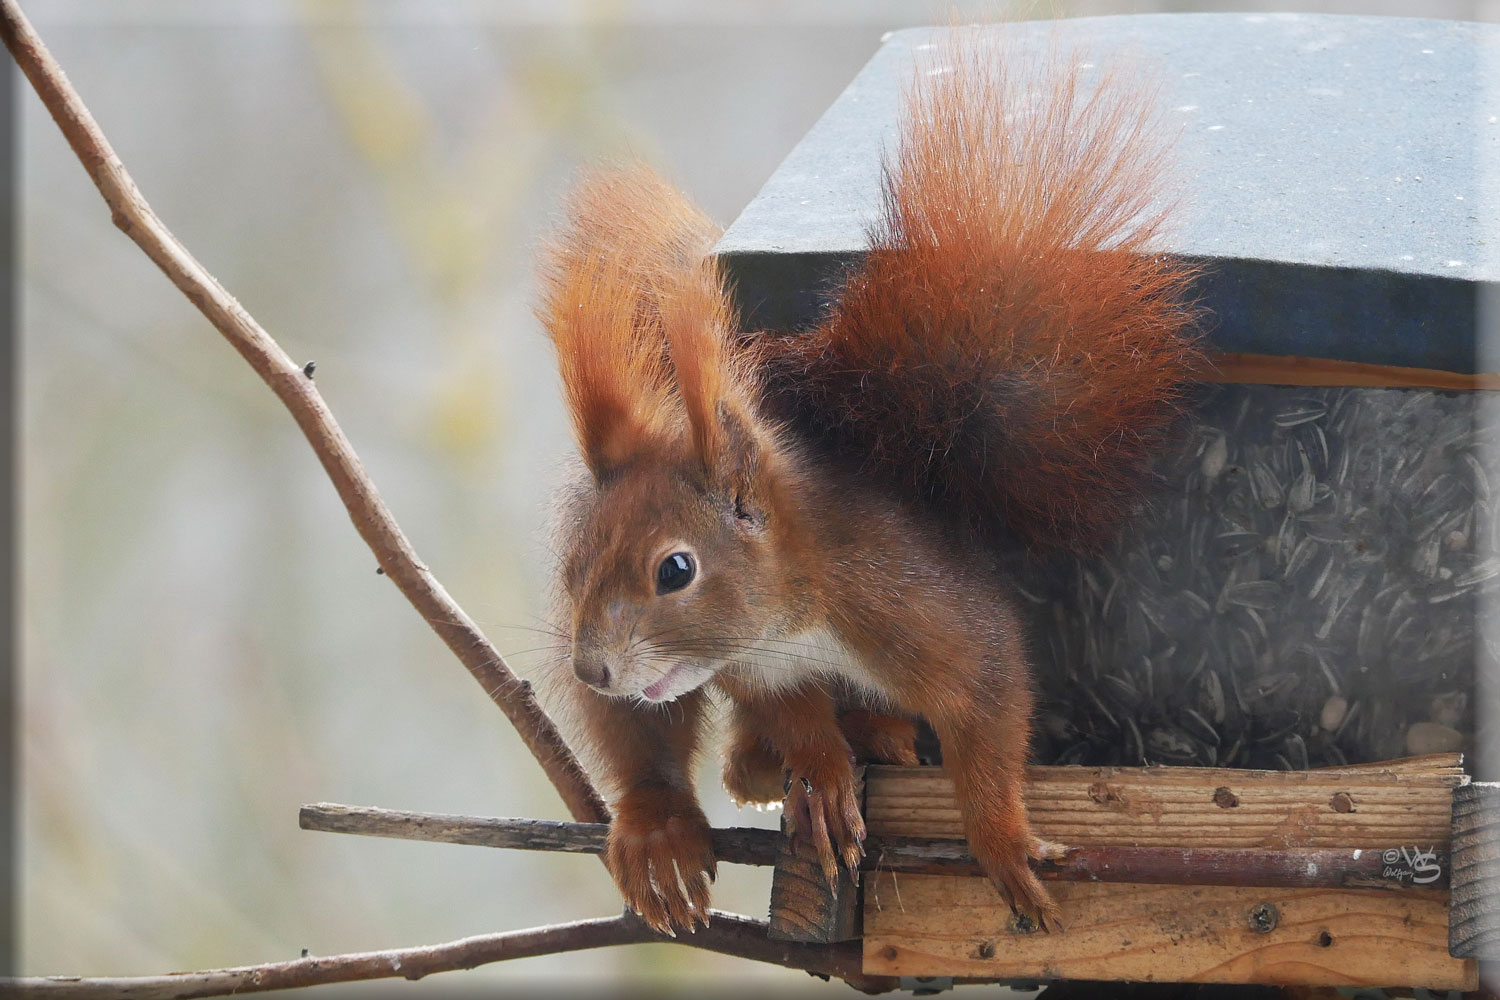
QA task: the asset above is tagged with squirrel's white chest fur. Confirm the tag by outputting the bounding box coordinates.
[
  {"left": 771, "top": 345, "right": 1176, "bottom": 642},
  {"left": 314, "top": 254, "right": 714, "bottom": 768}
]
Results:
[{"left": 727, "top": 626, "right": 885, "bottom": 698}]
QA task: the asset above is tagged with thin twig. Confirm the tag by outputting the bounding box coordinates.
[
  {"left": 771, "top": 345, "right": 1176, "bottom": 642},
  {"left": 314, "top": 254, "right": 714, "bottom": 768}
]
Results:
[
  {"left": 299, "top": 803, "right": 784, "bottom": 866},
  {"left": 0, "top": 0, "right": 606, "bottom": 825},
  {"left": 0, "top": 911, "right": 894, "bottom": 999},
  {"left": 300, "top": 803, "right": 1451, "bottom": 892}
]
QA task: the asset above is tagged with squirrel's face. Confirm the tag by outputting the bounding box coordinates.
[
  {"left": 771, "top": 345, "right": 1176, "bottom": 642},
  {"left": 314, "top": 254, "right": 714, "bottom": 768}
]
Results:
[{"left": 561, "top": 456, "right": 788, "bottom": 703}]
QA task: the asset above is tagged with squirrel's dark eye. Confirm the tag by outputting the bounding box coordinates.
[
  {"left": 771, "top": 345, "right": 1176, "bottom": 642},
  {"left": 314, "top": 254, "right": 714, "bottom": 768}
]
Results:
[{"left": 656, "top": 552, "right": 696, "bottom": 594}]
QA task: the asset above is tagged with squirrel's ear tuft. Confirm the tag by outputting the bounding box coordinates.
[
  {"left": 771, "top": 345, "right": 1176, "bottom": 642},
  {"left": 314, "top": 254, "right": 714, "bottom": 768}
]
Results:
[
  {"left": 660, "top": 256, "right": 761, "bottom": 483},
  {"left": 538, "top": 165, "right": 722, "bottom": 480},
  {"left": 542, "top": 247, "right": 674, "bottom": 478}
]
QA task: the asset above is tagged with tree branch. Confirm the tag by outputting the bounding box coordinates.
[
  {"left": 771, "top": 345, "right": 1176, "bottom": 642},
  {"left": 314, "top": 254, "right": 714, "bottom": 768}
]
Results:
[
  {"left": 0, "top": 0, "right": 607, "bottom": 824},
  {"left": 299, "top": 803, "right": 784, "bottom": 865},
  {"left": 300, "top": 803, "right": 1451, "bottom": 892},
  {"left": 0, "top": 911, "right": 894, "bottom": 999},
  {"left": 0, "top": 4, "right": 890, "bottom": 992}
]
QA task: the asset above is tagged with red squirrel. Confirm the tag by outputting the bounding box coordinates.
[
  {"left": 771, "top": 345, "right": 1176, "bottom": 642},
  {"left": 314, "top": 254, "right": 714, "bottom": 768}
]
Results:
[{"left": 537, "top": 36, "right": 1201, "bottom": 935}]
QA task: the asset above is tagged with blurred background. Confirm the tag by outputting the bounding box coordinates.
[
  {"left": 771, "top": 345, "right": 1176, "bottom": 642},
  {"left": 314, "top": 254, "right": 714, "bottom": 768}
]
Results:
[{"left": 16, "top": 0, "right": 1497, "bottom": 994}]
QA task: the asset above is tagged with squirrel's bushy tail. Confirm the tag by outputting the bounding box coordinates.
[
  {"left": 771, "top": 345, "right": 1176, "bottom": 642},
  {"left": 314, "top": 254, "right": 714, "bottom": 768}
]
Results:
[{"left": 765, "top": 38, "right": 1203, "bottom": 550}]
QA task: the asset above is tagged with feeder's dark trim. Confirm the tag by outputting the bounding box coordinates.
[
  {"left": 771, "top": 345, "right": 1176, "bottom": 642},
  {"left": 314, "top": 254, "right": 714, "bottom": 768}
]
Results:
[{"left": 722, "top": 253, "right": 1487, "bottom": 379}]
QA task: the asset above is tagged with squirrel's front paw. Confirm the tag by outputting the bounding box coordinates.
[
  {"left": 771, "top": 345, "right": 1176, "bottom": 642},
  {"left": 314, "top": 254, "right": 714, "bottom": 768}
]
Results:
[
  {"left": 606, "top": 787, "right": 717, "bottom": 935},
  {"left": 722, "top": 734, "right": 786, "bottom": 808},
  {"left": 968, "top": 826, "right": 1066, "bottom": 932},
  {"left": 782, "top": 749, "right": 865, "bottom": 889}
]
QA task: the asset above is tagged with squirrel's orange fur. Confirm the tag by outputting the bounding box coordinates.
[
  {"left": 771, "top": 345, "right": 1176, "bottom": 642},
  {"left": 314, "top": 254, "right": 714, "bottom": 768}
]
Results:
[{"left": 539, "top": 37, "right": 1200, "bottom": 935}]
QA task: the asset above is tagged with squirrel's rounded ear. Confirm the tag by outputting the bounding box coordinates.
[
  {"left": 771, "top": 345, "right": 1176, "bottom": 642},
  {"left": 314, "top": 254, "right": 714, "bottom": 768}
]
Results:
[
  {"left": 733, "top": 488, "right": 767, "bottom": 529},
  {"left": 708, "top": 400, "right": 764, "bottom": 492}
]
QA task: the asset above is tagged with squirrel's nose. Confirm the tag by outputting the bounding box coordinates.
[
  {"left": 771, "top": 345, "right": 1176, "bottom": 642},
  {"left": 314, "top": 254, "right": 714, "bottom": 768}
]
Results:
[{"left": 573, "top": 652, "right": 612, "bottom": 691}]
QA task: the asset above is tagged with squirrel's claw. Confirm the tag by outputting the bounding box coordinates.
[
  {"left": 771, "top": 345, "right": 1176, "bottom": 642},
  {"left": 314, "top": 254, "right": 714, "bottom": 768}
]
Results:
[
  {"left": 782, "top": 758, "right": 865, "bottom": 890},
  {"left": 606, "top": 801, "right": 717, "bottom": 937},
  {"left": 968, "top": 829, "right": 1067, "bottom": 933}
]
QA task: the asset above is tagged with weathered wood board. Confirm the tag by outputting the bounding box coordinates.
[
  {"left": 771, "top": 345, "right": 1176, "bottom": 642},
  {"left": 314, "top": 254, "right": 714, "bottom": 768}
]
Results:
[
  {"left": 863, "top": 876, "right": 1469, "bottom": 988},
  {"left": 861, "top": 756, "right": 1477, "bottom": 988},
  {"left": 768, "top": 768, "right": 864, "bottom": 942},
  {"left": 865, "top": 757, "right": 1464, "bottom": 849}
]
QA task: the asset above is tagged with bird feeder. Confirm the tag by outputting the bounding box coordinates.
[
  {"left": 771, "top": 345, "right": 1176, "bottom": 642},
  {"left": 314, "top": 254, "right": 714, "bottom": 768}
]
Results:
[{"left": 309, "top": 13, "right": 1498, "bottom": 994}]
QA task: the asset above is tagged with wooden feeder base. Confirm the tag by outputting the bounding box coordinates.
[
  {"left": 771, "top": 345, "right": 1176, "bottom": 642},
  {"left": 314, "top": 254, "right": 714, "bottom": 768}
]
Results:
[
  {"left": 862, "top": 876, "right": 1466, "bottom": 988},
  {"left": 764, "top": 755, "right": 1480, "bottom": 989}
]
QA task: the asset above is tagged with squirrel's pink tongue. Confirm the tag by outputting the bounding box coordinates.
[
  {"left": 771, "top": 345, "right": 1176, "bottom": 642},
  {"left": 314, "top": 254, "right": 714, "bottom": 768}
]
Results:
[{"left": 643, "top": 665, "right": 682, "bottom": 702}]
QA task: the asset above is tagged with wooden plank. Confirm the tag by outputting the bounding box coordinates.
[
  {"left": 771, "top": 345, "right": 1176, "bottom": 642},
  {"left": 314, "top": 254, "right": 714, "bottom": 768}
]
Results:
[
  {"left": 768, "top": 767, "right": 863, "bottom": 943},
  {"left": 1449, "top": 781, "right": 1500, "bottom": 959},
  {"left": 865, "top": 757, "right": 1463, "bottom": 848},
  {"left": 1308, "top": 753, "right": 1465, "bottom": 778},
  {"left": 862, "top": 874, "right": 1477, "bottom": 989},
  {"left": 862, "top": 757, "right": 1471, "bottom": 986},
  {"left": 1206, "top": 352, "right": 1500, "bottom": 390}
]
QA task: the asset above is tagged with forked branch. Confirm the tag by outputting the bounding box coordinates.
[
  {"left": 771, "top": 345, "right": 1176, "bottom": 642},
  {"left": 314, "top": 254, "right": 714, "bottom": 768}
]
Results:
[
  {"left": 0, "top": 0, "right": 606, "bottom": 825},
  {"left": 0, "top": 2, "right": 900, "bottom": 993}
]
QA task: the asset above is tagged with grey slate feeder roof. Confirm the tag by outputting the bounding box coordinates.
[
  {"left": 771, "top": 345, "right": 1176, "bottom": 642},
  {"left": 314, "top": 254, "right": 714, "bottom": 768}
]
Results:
[{"left": 715, "top": 13, "right": 1498, "bottom": 373}]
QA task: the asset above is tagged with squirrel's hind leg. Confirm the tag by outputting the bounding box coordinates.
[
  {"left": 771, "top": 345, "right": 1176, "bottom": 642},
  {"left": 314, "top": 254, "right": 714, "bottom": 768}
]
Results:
[
  {"left": 838, "top": 708, "right": 921, "bottom": 766},
  {"left": 721, "top": 720, "right": 785, "bottom": 807},
  {"left": 937, "top": 703, "right": 1065, "bottom": 930},
  {"left": 891, "top": 644, "right": 1066, "bottom": 931}
]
